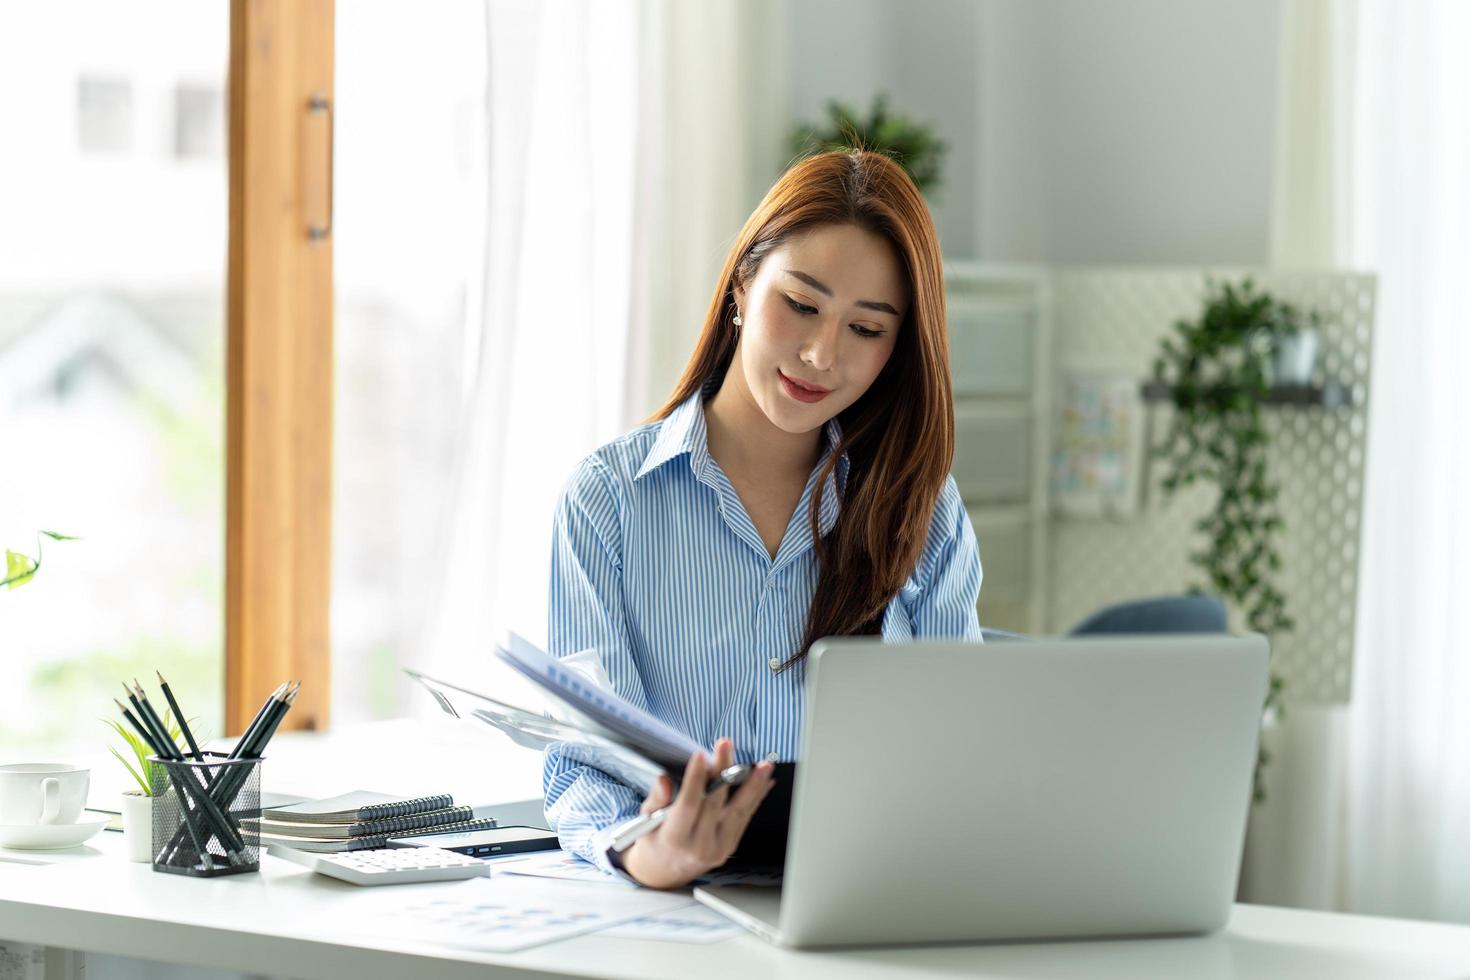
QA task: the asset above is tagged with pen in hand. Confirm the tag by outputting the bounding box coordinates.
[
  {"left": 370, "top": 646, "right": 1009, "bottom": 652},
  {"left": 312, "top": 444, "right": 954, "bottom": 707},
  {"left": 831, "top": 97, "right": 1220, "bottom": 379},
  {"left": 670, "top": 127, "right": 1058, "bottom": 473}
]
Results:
[{"left": 610, "top": 759, "right": 769, "bottom": 853}]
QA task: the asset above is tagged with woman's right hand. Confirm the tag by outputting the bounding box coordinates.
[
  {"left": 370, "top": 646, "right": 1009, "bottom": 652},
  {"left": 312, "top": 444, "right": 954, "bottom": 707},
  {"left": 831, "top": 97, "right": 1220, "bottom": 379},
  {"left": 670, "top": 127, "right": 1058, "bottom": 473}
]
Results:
[{"left": 620, "top": 737, "right": 775, "bottom": 890}]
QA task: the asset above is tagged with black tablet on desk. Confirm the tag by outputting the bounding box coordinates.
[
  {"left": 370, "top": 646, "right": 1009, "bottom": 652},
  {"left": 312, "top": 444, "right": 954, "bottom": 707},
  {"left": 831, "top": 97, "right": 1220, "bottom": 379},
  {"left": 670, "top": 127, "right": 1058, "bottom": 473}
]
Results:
[{"left": 403, "top": 825, "right": 560, "bottom": 858}]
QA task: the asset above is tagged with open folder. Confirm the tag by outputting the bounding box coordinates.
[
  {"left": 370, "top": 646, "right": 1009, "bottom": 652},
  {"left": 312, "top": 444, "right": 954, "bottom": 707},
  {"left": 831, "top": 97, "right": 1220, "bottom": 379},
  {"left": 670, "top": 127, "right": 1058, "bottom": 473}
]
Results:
[{"left": 405, "top": 632, "right": 710, "bottom": 795}]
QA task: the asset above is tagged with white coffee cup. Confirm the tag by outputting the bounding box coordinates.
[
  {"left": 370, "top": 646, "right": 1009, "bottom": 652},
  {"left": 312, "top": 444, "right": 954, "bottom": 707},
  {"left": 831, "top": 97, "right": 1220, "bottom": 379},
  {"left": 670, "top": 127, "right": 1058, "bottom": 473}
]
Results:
[{"left": 0, "top": 764, "right": 91, "bottom": 825}]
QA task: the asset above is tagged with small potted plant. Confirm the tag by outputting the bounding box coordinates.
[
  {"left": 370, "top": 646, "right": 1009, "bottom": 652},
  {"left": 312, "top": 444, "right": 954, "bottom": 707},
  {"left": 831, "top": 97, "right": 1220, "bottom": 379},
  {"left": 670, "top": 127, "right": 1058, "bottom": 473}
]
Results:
[
  {"left": 102, "top": 710, "right": 189, "bottom": 862},
  {"left": 789, "top": 93, "right": 947, "bottom": 198}
]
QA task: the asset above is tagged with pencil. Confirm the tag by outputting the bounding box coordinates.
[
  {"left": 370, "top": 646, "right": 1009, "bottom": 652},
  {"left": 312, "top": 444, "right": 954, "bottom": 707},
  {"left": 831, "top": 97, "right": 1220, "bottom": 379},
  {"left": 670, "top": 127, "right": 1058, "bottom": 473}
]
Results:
[
  {"left": 134, "top": 682, "right": 246, "bottom": 861},
  {"left": 156, "top": 670, "right": 203, "bottom": 761},
  {"left": 241, "top": 681, "right": 298, "bottom": 758},
  {"left": 131, "top": 681, "right": 182, "bottom": 762},
  {"left": 160, "top": 682, "right": 288, "bottom": 861},
  {"left": 113, "top": 697, "right": 171, "bottom": 767},
  {"left": 227, "top": 683, "right": 287, "bottom": 760},
  {"left": 115, "top": 696, "right": 211, "bottom": 867},
  {"left": 114, "top": 698, "right": 145, "bottom": 739},
  {"left": 124, "top": 683, "right": 182, "bottom": 767},
  {"left": 206, "top": 682, "right": 294, "bottom": 826}
]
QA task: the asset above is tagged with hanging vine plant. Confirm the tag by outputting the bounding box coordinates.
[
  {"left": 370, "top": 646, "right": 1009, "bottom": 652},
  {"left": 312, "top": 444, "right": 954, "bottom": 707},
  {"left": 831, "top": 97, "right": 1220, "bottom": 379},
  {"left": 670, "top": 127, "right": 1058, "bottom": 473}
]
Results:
[
  {"left": 1150, "top": 277, "right": 1322, "bottom": 802},
  {"left": 3, "top": 530, "right": 77, "bottom": 590}
]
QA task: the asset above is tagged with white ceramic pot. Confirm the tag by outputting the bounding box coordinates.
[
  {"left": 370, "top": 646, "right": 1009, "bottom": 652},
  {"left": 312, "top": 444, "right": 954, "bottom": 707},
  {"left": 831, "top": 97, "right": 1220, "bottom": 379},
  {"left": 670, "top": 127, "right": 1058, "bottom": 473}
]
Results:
[
  {"left": 121, "top": 791, "right": 152, "bottom": 863},
  {"left": 1271, "top": 329, "right": 1319, "bottom": 385}
]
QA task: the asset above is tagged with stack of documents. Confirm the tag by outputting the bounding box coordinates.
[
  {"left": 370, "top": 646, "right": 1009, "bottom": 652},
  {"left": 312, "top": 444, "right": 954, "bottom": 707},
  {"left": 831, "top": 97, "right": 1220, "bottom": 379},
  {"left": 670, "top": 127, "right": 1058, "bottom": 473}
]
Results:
[{"left": 406, "top": 632, "right": 711, "bottom": 794}]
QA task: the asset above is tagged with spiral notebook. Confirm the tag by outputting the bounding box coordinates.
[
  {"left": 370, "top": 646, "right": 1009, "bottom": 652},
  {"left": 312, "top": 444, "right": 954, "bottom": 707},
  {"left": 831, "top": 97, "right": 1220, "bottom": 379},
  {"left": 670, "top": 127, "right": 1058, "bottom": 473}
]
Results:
[
  {"left": 245, "top": 805, "right": 477, "bottom": 840},
  {"left": 251, "top": 816, "right": 502, "bottom": 853},
  {"left": 262, "top": 791, "right": 456, "bottom": 825}
]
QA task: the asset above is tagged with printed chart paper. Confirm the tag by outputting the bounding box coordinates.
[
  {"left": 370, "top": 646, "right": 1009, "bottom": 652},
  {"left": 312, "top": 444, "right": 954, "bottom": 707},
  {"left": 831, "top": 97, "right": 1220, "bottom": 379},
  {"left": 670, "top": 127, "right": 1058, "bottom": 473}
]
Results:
[
  {"left": 601, "top": 904, "right": 744, "bottom": 944},
  {"left": 386, "top": 876, "right": 693, "bottom": 952}
]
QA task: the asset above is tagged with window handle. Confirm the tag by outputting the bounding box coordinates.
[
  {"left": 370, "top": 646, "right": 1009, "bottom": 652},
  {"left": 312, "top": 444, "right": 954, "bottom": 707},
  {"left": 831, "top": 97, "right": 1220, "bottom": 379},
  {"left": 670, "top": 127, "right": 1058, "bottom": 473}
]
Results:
[{"left": 306, "top": 93, "right": 334, "bottom": 242}]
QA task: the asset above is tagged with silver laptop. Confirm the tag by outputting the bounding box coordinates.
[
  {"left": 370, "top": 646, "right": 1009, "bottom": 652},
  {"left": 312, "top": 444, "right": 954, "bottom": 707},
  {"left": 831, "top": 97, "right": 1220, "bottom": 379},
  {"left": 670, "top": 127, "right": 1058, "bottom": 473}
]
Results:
[{"left": 695, "top": 634, "right": 1268, "bottom": 948}]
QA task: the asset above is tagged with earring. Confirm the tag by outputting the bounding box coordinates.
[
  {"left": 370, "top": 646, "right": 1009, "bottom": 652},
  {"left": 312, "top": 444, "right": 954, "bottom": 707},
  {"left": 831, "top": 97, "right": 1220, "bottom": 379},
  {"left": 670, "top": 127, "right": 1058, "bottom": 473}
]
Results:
[{"left": 733, "top": 311, "right": 743, "bottom": 328}]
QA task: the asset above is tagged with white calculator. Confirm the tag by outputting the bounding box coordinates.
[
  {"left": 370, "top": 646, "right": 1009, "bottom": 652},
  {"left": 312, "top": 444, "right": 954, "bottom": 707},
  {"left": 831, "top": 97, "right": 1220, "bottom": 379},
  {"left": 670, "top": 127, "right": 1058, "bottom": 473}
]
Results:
[{"left": 271, "top": 844, "right": 490, "bottom": 886}]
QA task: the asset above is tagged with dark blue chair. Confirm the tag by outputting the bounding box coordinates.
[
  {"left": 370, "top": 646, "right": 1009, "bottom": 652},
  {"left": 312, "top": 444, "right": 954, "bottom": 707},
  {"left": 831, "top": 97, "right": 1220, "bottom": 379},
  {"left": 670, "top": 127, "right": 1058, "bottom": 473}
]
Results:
[{"left": 1066, "top": 594, "right": 1227, "bottom": 636}]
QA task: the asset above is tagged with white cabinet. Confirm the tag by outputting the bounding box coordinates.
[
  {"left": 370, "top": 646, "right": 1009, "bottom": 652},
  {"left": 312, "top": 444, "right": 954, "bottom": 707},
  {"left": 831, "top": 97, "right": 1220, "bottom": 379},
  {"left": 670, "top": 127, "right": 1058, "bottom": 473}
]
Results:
[
  {"left": 945, "top": 264, "right": 1050, "bottom": 634},
  {"left": 953, "top": 404, "right": 1031, "bottom": 502}
]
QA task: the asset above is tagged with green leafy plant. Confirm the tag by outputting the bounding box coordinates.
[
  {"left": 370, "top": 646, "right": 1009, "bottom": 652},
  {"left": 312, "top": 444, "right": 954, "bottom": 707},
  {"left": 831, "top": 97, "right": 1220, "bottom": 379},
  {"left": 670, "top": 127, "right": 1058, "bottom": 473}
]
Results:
[
  {"left": 3, "top": 530, "right": 78, "bottom": 590},
  {"left": 789, "top": 93, "right": 947, "bottom": 197},
  {"left": 1151, "top": 277, "right": 1324, "bottom": 802},
  {"left": 102, "top": 709, "right": 191, "bottom": 797}
]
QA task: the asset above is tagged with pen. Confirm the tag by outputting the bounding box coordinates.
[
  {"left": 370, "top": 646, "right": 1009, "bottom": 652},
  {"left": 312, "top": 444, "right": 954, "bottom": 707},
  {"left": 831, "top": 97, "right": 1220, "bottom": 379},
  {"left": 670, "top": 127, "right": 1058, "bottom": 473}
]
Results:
[{"left": 609, "top": 762, "right": 760, "bottom": 853}]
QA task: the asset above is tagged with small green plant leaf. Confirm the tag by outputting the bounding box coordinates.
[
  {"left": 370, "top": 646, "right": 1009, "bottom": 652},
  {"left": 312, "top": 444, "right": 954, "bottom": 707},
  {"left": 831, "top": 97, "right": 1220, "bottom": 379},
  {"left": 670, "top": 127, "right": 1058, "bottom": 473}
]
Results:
[
  {"left": 102, "top": 711, "right": 186, "bottom": 798},
  {"left": 108, "top": 743, "right": 151, "bottom": 796},
  {"left": 3, "top": 531, "right": 77, "bottom": 589},
  {"left": 4, "top": 550, "right": 38, "bottom": 590}
]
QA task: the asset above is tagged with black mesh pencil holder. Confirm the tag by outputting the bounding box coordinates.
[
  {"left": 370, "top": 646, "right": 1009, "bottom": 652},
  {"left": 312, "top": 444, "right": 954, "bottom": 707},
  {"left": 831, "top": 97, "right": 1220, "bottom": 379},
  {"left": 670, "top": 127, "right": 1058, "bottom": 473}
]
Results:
[{"left": 148, "top": 752, "right": 262, "bottom": 877}]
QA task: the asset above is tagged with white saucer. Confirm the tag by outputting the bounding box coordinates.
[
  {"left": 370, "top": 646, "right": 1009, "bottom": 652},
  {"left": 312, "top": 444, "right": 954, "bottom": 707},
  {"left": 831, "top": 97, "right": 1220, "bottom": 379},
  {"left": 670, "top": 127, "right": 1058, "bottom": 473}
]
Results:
[{"left": 0, "top": 816, "right": 110, "bottom": 850}]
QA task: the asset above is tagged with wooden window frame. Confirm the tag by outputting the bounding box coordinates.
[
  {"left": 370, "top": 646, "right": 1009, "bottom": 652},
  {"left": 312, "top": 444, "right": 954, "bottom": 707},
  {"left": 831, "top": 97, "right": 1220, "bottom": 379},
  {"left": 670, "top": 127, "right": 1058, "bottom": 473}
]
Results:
[{"left": 225, "top": 0, "right": 335, "bottom": 734}]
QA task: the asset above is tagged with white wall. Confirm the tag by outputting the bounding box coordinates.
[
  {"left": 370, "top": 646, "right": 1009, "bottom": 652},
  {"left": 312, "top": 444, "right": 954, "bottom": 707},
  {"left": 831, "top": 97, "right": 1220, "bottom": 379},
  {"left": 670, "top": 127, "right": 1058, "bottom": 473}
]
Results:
[
  {"left": 1004, "top": 0, "right": 1281, "bottom": 264},
  {"left": 785, "top": 0, "right": 983, "bottom": 260},
  {"left": 785, "top": 0, "right": 1282, "bottom": 265}
]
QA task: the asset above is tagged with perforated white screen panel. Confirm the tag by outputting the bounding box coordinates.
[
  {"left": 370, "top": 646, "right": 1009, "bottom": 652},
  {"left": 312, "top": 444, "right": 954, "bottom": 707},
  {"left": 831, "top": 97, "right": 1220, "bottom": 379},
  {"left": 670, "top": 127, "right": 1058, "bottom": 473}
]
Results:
[{"left": 1044, "top": 269, "right": 1376, "bottom": 705}]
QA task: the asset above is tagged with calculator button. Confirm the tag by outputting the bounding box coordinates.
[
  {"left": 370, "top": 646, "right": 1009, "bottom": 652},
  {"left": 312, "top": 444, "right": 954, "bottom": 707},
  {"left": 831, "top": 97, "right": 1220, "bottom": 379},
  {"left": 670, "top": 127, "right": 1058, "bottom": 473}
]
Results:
[{"left": 281, "top": 845, "right": 490, "bottom": 887}]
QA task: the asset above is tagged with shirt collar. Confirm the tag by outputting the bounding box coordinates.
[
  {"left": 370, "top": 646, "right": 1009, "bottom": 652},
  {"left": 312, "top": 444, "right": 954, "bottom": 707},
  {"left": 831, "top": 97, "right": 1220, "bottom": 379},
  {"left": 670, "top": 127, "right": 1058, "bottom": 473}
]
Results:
[
  {"left": 635, "top": 388, "right": 711, "bottom": 481},
  {"left": 635, "top": 382, "right": 850, "bottom": 492}
]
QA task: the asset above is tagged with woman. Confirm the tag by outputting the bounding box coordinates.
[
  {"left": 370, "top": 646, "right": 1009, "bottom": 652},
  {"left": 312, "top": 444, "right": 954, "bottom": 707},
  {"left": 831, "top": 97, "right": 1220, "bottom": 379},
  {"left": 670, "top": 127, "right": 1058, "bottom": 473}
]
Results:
[{"left": 543, "top": 148, "right": 983, "bottom": 889}]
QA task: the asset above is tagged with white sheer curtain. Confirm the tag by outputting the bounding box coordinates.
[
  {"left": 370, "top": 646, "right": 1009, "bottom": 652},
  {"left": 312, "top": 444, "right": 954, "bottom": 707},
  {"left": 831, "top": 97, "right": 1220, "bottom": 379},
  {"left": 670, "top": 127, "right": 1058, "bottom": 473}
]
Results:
[
  {"left": 1243, "top": 0, "right": 1361, "bottom": 911},
  {"left": 414, "top": 0, "right": 644, "bottom": 699},
  {"left": 411, "top": 0, "right": 787, "bottom": 699},
  {"left": 1342, "top": 0, "right": 1470, "bottom": 923},
  {"left": 1254, "top": 0, "right": 1470, "bottom": 920},
  {"left": 1268, "top": 0, "right": 1357, "bottom": 268}
]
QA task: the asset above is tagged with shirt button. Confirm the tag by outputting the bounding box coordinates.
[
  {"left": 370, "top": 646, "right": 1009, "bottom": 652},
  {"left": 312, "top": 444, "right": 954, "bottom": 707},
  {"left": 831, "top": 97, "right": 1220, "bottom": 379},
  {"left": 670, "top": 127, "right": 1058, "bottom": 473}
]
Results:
[{"left": 768, "top": 658, "right": 781, "bottom": 671}]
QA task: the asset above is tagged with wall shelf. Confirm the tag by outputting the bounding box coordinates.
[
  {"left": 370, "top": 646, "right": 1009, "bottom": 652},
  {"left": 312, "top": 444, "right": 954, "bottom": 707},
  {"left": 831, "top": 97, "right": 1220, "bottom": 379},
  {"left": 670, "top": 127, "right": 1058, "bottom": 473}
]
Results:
[{"left": 1139, "top": 379, "right": 1352, "bottom": 409}]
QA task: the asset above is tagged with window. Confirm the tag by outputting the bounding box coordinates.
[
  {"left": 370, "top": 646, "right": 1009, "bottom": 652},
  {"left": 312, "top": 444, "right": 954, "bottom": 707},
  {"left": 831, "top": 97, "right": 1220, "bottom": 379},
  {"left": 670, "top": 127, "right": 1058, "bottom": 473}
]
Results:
[
  {"left": 76, "top": 76, "right": 133, "bottom": 154},
  {"left": 174, "top": 84, "right": 224, "bottom": 159},
  {"left": 1, "top": 2, "right": 229, "bottom": 757}
]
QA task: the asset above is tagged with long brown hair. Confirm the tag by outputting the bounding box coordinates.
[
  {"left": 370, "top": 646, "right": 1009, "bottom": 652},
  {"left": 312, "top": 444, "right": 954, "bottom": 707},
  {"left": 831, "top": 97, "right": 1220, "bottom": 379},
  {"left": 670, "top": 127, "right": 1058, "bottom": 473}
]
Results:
[{"left": 650, "top": 148, "right": 954, "bottom": 669}]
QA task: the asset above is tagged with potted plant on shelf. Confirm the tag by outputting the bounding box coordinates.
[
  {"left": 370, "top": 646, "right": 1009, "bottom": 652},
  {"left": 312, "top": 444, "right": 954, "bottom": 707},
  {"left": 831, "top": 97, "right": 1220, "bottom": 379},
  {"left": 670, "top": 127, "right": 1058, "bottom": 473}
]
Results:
[
  {"left": 788, "top": 93, "right": 947, "bottom": 198},
  {"left": 102, "top": 710, "right": 190, "bottom": 862},
  {"left": 1150, "top": 277, "right": 1323, "bottom": 803}
]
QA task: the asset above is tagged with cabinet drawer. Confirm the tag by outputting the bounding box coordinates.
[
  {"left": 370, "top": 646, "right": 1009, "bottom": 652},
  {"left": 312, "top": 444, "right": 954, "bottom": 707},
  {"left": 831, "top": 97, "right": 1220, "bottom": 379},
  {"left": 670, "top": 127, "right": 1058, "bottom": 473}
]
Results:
[
  {"left": 966, "top": 509, "right": 1030, "bottom": 603},
  {"left": 977, "top": 596, "right": 1032, "bottom": 636},
  {"left": 953, "top": 406, "right": 1030, "bottom": 502},
  {"left": 949, "top": 302, "right": 1033, "bottom": 397}
]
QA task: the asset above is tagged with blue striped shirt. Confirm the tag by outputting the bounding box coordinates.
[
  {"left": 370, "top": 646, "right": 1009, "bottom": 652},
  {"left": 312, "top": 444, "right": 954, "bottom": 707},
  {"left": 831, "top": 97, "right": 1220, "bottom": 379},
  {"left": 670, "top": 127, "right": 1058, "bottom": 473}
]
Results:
[{"left": 542, "top": 389, "right": 983, "bottom": 871}]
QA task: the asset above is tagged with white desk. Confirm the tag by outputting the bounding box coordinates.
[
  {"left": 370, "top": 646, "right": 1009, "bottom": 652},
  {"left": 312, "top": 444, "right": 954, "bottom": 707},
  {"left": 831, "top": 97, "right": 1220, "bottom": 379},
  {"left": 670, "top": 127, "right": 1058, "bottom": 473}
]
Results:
[{"left": 5, "top": 720, "right": 1470, "bottom": 980}]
